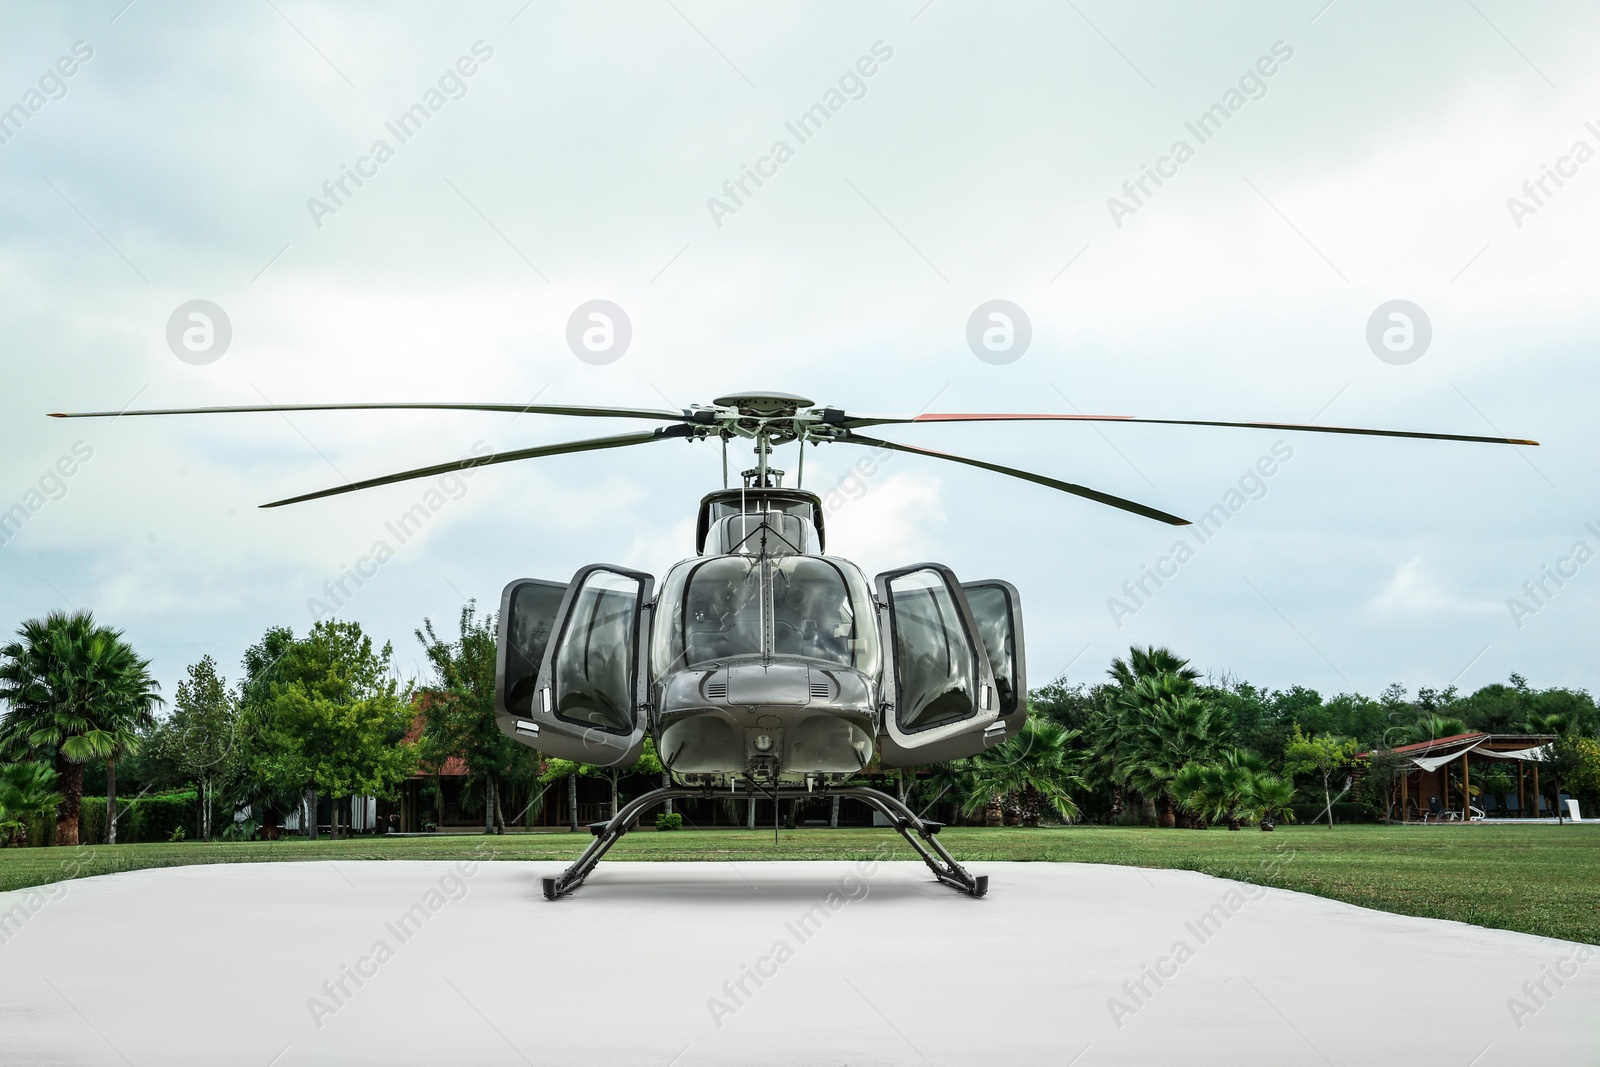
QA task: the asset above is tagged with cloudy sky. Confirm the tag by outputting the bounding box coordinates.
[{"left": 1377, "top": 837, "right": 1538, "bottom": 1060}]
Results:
[{"left": 2, "top": 1, "right": 1596, "bottom": 707}]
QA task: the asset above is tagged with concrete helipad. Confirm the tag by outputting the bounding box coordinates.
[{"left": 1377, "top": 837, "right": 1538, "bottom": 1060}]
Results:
[{"left": 0, "top": 858, "right": 1594, "bottom": 1065}]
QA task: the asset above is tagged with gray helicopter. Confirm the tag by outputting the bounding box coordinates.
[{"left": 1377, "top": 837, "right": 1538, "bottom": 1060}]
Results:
[{"left": 52, "top": 389, "right": 1536, "bottom": 898}]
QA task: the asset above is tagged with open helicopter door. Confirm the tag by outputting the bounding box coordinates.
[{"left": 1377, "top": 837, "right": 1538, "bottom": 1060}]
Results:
[
  {"left": 497, "top": 565, "right": 653, "bottom": 768},
  {"left": 874, "top": 564, "right": 1000, "bottom": 767},
  {"left": 961, "top": 580, "right": 1027, "bottom": 745}
]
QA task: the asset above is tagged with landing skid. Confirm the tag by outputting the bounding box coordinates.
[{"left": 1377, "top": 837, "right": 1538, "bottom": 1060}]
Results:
[{"left": 540, "top": 784, "right": 988, "bottom": 900}]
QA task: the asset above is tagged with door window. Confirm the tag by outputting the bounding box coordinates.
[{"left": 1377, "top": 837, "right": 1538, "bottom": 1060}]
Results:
[
  {"left": 884, "top": 569, "right": 981, "bottom": 732},
  {"left": 552, "top": 569, "right": 646, "bottom": 734}
]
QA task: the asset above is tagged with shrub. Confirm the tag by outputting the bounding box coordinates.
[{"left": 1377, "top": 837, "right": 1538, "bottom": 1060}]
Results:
[
  {"left": 80, "top": 791, "right": 199, "bottom": 844},
  {"left": 655, "top": 812, "right": 683, "bottom": 831},
  {"left": 1290, "top": 800, "right": 1367, "bottom": 824}
]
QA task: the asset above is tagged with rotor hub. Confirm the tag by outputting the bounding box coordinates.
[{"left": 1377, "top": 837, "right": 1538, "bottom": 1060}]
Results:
[{"left": 712, "top": 391, "right": 813, "bottom": 418}]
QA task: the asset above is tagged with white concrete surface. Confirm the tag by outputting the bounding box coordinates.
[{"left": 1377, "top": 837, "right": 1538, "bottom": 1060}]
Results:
[{"left": 0, "top": 859, "right": 1595, "bottom": 1066}]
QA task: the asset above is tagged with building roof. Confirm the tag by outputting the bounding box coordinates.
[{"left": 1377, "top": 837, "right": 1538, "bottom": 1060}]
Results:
[{"left": 1356, "top": 732, "right": 1557, "bottom": 760}]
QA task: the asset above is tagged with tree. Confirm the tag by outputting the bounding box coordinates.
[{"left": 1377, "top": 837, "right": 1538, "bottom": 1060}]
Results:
[
  {"left": 416, "top": 603, "right": 535, "bottom": 835},
  {"left": 1172, "top": 750, "right": 1264, "bottom": 830},
  {"left": 232, "top": 627, "right": 307, "bottom": 837},
  {"left": 0, "top": 611, "right": 162, "bottom": 845},
  {"left": 154, "top": 656, "right": 239, "bottom": 841},
  {"left": 1123, "top": 685, "right": 1226, "bottom": 828},
  {"left": 1284, "top": 724, "right": 1359, "bottom": 828},
  {"left": 253, "top": 621, "right": 417, "bottom": 838},
  {"left": 962, "top": 716, "right": 1084, "bottom": 826},
  {"left": 1242, "top": 773, "right": 1295, "bottom": 831},
  {"left": 0, "top": 761, "right": 62, "bottom": 846}
]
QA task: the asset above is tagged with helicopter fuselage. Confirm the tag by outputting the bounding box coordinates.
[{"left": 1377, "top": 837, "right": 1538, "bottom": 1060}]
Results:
[{"left": 494, "top": 484, "right": 1027, "bottom": 781}]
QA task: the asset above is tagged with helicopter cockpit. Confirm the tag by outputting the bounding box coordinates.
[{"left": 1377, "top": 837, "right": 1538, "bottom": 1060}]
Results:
[{"left": 649, "top": 554, "right": 880, "bottom": 677}]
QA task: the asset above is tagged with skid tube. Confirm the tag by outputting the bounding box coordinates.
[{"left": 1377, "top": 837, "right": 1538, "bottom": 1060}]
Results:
[{"left": 540, "top": 782, "right": 988, "bottom": 900}]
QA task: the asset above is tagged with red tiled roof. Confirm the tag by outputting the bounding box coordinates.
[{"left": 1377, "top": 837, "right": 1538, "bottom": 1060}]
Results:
[{"left": 403, "top": 694, "right": 469, "bottom": 777}]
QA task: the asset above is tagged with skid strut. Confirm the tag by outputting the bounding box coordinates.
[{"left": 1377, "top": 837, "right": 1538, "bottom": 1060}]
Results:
[{"left": 540, "top": 784, "right": 987, "bottom": 900}]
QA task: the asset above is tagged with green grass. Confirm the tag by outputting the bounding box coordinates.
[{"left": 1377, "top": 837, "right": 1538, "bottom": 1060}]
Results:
[{"left": 4, "top": 824, "right": 1597, "bottom": 945}]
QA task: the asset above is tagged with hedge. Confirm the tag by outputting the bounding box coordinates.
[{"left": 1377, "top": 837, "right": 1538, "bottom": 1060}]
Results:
[
  {"left": 79, "top": 792, "right": 199, "bottom": 844},
  {"left": 1290, "top": 801, "right": 1367, "bottom": 825}
]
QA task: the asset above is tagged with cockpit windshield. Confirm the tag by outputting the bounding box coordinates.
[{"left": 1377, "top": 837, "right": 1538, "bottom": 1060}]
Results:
[{"left": 651, "top": 556, "right": 881, "bottom": 679}]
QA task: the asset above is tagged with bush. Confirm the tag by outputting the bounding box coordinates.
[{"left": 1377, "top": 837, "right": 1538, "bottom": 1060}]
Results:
[
  {"left": 80, "top": 791, "right": 198, "bottom": 844},
  {"left": 655, "top": 812, "right": 683, "bottom": 831},
  {"left": 1291, "top": 801, "right": 1367, "bottom": 825}
]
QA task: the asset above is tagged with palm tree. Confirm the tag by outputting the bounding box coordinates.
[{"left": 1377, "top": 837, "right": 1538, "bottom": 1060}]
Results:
[
  {"left": 1103, "top": 649, "right": 1202, "bottom": 823},
  {"left": 1107, "top": 646, "right": 1200, "bottom": 691},
  {"left": 0, "top": 761, "right": 63, "bottom": 846},
  {"left": 1243, "top": 773, "right": 1296, "bottom": 831},
  {"left": 1172, "top": 751, "right": 1262, "bottom": 830},
  {"left": 962, "top": 716, "right": 1086, "bottom": 827},
  {"left": 1123, "top": 689, "right": 1223, "bottom": 828},
  {"left": 1411, "top": 714, "right": 1470, "bottom": 744},
  {"left": 0, "top": 612, "right": 162, "bottom": 846}
]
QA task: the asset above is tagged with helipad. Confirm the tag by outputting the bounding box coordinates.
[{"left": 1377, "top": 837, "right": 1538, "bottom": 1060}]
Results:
[{"left": 0, "top": 860, "right": 1593, "bottom": 1065}]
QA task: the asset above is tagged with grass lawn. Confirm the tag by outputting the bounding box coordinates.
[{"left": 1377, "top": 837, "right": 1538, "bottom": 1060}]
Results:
[{"left": 3, "top": 824, "right": 1596, "bottom": 945}]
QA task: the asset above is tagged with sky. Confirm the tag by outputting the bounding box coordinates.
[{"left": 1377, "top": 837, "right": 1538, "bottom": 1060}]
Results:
[{"left": 1, "top": 1, "right": 1597, "bottom": 709}]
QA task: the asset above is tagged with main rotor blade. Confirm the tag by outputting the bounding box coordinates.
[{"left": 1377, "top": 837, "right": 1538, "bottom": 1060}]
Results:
[
  {"left": 841, "top": 412, "right": 1538, "bottom": 446},
  {"left": 260, "top": 425, "right": 693, "bottom": 508},
  {"left": 49, "top": 401, "right": 687, "bottom": 422},
  {"left": 840, "top": 433, "right": 1190, "bottom": 526}
]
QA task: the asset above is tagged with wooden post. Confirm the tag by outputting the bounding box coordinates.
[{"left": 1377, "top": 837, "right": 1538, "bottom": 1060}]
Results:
[
  {"left": 1532, "top": 763, "right": 1541, "bottom": 816},
  {"left": 1462, "top": 756, "right": 1471, "bottom": 820},
  {"left": 1401, "top": 768, "right": 1409, "bottom": 822},
  {"left": 1518, "top": 761, "right": 1525, "bottom": 819}
]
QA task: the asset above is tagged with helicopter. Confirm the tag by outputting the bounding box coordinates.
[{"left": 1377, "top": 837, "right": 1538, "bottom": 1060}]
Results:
[{"left": 51, "top": 390, "right": 1537, "bottom": 899}]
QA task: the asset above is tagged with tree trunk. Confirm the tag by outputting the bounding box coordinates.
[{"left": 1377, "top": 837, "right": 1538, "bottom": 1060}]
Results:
[
  {"left": 1109, "top": 784, "right": 1125, "bottom": 818},
  {"left": 1157, "top": 793, "right": 1176, "bottom": 829},
  {"left": 609, "top": 770, "right": 619, "bottom": 821},
  {"left": 484, "top": 776, "right": 496, "bottom": 835},
  {"left": 984, "top": 795, "right": 1003, "bottom": 827},
  {"left": 54, "top": 755, "right": 83, "bottom": 847},
  {"left": 1323, "top": 778, "right": 1334, "bottom": 828},
  {"left": 202, "top": 780, "right": 212, "bottom": 842},
  {"left": 105, "top": 761, "right": 118, "bottom": 845},
  {"left": 662, "top": 770, "right": 673, "bottom": 816},
  {"left": 1020, "top": 786, "right": 1042, "bottom": 827},
  {"left": 746, "top": 796, "right": 757, "bottom": 829},
  {"left": 305, "top": 788, "right": 318, "bottom": 840},
  {"left": 494, "top": 779, "right": 507, "bottom": 834},
  {"left": 830, "top": 795, "right": 840, "bottom": 828},
  {"left": 1140, "top": 795, "right": 1158, "bottom": 826},
  {"left": 567, "top": 773, "right": 579, "bottom": 832}
]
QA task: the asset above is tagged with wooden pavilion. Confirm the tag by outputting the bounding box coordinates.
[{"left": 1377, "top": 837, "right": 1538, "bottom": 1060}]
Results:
[{"left": 1360, "top": 732, "right": 1557, "bottom": 822}]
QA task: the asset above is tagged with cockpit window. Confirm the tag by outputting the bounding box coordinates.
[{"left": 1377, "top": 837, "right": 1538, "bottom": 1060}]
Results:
[
  {"left": 771, "top": 558, "right": 858, "bottom": 669},
  {"left": 653, "top": 557, "right": 764, "bottom": 674},
  {"left": 651, "top": 556, "right": 881, "bottom": 680}
]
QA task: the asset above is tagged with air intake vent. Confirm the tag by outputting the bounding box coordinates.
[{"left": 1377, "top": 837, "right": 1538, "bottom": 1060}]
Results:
[
  {"left": 705, "top": 680, "right": 728, "bottom": 700},
  {"left": 809, "top": 678, "right": 831, "bottom": 700}
]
